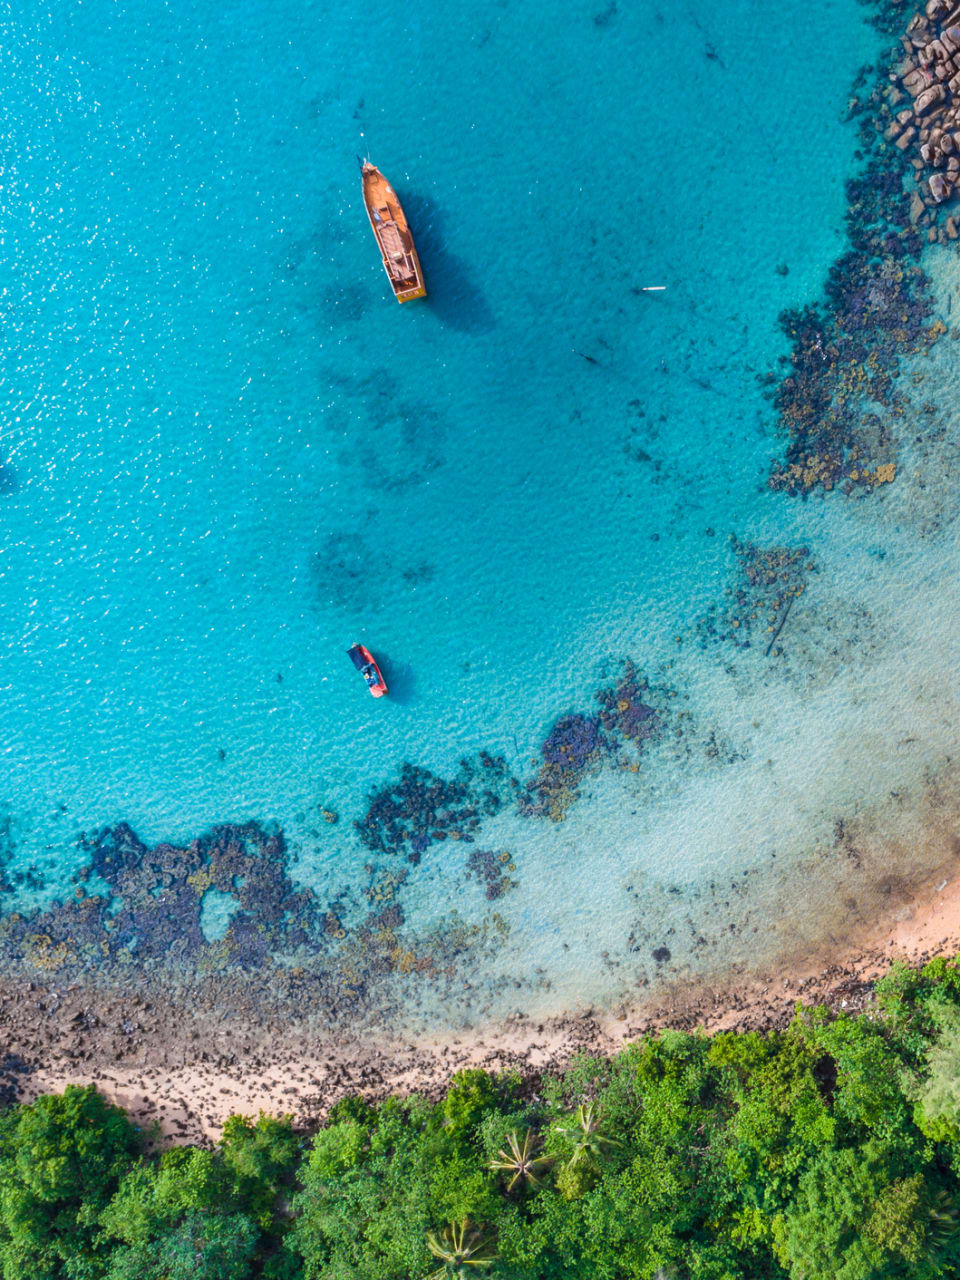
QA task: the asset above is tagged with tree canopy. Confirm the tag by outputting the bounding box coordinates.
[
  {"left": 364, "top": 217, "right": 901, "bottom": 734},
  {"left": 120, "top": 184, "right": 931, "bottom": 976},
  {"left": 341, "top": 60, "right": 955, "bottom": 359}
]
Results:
[{"left": 5, "top": 955, "right": 960, "bottom": 1276}]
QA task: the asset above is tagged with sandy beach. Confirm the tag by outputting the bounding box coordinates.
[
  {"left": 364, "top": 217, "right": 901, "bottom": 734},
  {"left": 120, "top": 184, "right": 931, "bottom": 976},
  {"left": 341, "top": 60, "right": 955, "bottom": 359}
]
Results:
[{"left": 5, "top": 855, "right": 959, "bottom": 1146}]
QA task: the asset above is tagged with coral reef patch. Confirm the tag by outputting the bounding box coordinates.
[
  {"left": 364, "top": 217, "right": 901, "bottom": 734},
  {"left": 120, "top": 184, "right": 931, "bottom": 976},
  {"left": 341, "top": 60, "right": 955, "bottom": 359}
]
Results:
[
  {"left": 2, "top": 823, "right": 316, "bottom": 976},
  {"left": 767, "top": 258, "right": 939, "bottom": 494},
  {"left": 0, "top": 818, "right": 515, "bottom": 1029},
  {"left": 464, "top": 848, "right": 518, "bottom": 901}
]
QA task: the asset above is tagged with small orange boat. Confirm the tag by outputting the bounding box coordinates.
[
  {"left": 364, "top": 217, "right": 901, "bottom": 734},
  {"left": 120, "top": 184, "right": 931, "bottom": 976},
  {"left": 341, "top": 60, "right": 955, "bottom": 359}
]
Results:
[
  {"left": 360, "top": 161, "right": 426, "bottom": 303},
  {"left": 347, "top": 642, "right": 388, "bottom": 698}
]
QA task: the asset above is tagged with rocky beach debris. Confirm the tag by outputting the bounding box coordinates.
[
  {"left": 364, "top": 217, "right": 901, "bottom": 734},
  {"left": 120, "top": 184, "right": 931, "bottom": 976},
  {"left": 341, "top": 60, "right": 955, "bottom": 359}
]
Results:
[{"left": 4, "top": 897, "right": 956, "bottom": 1146}]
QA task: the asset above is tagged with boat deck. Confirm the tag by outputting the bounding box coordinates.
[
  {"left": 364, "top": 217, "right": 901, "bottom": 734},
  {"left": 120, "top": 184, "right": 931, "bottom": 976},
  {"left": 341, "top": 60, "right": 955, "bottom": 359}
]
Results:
[{"left": 361, "top": 164, "right": 426, "bottom": 302}]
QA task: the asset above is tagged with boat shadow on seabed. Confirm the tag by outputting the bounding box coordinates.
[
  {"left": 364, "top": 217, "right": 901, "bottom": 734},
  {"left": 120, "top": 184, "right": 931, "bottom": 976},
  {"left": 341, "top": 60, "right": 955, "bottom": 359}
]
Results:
[
  {"left": 401, "top": 193, "right": 496, "bottom": 334},
  {"left": 372, "top": 651, "right": 418, "bottom": 705}
]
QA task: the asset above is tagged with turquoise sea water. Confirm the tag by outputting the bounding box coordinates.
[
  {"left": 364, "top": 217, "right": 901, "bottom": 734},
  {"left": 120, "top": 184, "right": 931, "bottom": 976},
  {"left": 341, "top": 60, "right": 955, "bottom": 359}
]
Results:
[{"left": 2, "top": 0, "right": 959, "bottom": 1032}]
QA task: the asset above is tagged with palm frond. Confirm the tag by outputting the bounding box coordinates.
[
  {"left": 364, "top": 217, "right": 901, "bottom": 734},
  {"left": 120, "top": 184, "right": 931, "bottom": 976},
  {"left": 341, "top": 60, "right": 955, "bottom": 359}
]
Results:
[
  {"left": 488, "top": 1129, "right": 555, "bottom": 1191},
  {"left": 426, "top": 1218, "right": 498, "bottom": 1275}
]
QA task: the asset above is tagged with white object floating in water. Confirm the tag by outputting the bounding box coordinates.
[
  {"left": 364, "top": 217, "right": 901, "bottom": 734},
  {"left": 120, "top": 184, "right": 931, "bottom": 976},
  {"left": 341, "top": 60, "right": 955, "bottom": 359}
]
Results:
[{"left": 641, "top": 286, "right": 667, "bottom": 292}]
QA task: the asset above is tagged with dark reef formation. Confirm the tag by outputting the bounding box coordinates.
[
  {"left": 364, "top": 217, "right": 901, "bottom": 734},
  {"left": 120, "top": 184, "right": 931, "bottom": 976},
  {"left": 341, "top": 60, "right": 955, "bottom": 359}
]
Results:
[
  {"left": 766, "top": 1, "right": 960, "bottom": 495},
  {"left": 0, "top": 656, "right": 689, "bottom": 1016},
  {"left": 0, "top": 822, "right": 313, "bottom": 979},
  {"left": 767, "top": 177, "right": 941, "bottom": 494},
  {"left": 464, "top": 848, "right": 518, "bottom": 901},
  {"left": 0, "top": 818, "right": 510, "bottom": 1028},
  {"left": 521, "top": 661, "right": 666, "bottom": 822},
  {"left": 354, "top": 754, "right": 518, "bottom": 861}
]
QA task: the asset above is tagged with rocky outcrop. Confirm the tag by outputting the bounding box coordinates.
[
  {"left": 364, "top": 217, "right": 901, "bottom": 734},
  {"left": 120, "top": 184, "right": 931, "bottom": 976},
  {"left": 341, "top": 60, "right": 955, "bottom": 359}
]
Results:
[{"left": 887, "top": 2, "right": 960, "bottom": 218}]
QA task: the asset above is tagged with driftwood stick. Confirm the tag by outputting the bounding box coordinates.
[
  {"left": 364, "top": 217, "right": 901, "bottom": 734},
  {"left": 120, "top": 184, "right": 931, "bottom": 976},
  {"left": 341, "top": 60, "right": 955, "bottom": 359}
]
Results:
[{"left": 765, "top": 594, "right": 796, "bottom": 657}]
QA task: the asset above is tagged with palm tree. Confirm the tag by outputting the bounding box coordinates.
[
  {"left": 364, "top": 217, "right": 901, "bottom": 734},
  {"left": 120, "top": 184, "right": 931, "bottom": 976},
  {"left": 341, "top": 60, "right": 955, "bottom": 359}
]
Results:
[
  {"left": 557, "top": 1102, "right": 621, "bottom": 1168},
  {"left": 927, "top": 1188, "right": 959, "bottom": 1256},
  {"left": 426, "top": 1219, "right": 497, "bottom": 1279},
  {"left": 488, "top": 1128, "right": 555, "bottom": 1192}
]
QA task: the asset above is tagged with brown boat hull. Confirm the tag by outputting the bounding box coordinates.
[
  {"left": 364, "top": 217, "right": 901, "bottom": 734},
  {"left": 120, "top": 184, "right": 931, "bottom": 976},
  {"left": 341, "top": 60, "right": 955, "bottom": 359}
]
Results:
[{"left": 361, "top": 163, "right": 426, "bottom": 303}]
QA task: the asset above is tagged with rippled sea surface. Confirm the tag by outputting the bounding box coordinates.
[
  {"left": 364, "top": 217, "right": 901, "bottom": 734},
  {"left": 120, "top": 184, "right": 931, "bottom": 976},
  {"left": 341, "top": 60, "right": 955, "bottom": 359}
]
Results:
[{"left": 2, "top": 0, "right": 959, "bottom": 1033}]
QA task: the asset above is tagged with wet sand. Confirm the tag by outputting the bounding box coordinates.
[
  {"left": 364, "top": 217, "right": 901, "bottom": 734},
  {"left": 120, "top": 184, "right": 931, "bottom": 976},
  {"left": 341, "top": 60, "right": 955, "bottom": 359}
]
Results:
[{"left": 6, "top": 856, "right": 960, "bottom": 1145}]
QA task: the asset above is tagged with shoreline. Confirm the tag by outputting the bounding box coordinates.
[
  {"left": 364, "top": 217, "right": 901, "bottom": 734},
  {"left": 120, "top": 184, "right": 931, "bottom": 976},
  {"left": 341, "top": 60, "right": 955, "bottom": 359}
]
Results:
[
  {"left": 8, "top": 858, "right": 960, "bottom": 1145},
  {"left": 4, "top": 0, "right": 960, "bottom": 1151}
]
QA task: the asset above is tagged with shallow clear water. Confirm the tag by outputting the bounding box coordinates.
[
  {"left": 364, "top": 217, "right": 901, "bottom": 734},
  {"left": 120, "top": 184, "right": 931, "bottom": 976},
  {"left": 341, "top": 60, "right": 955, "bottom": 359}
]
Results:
[{"left": 2, "top": 0, "right": 957, "bottom": 1032}]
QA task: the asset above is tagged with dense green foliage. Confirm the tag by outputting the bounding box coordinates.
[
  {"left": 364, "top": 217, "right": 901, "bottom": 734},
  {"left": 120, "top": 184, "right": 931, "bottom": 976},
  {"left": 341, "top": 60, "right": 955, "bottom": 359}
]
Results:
[{"left": 9, "top": 957, "right": 960, "bottom": 1275}]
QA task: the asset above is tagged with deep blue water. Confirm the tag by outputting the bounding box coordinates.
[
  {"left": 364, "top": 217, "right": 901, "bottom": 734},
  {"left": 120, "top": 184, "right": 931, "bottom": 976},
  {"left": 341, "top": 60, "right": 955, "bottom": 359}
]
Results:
[{"left": 3, "top": 0, "right": 959, "bottom": 1031}]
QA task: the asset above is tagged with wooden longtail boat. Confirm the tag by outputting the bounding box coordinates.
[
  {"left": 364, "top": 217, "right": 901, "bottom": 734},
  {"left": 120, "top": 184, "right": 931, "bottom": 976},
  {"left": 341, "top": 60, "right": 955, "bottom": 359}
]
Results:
[{"left": 360, "top": 161, "right": 426, "bottom": 303}]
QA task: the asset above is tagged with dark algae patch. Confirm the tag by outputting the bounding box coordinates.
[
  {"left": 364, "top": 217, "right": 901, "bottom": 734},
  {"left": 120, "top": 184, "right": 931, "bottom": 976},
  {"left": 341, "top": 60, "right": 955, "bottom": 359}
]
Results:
[
  {"left": 699, "top": 537, "right": 816, "bottom": 651},
  {"left": 595, "top": 659, "right": 663, "bottom": 751},
  {"left": 521, "top": 713, "right": 604, "bottom": 822}
]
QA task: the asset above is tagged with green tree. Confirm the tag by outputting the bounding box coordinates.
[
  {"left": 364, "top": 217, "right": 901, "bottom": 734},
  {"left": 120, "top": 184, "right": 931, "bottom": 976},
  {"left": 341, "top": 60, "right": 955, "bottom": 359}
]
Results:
[
  {"left": 0, "top": 1085, "right": 137, "bottom": 1280},
  {"left": 100, "top": 1145, "right": 233, "bottom": 1245},
  {"left": 290, "top": 1092, "right": 501, "bottom": 1278},
  {"left": 442, "top": 1072, "right": 499, "bottom": 1142},
  {"left": 425, "top": 1219, "right": 496, "bottom": 1278},
  {"left": 219, "top": 1113, "right": 299, "bottom": 1229},
  {"left": 912, "top": 1005, "right": 960, "bottom": 1142},
  {"left": 553, "top": 1103, "right": 620, "bottom": 1200},
  {"left": 98, "top": 1143, "right": 271, "bottom": 1280},
  {"left": 487, "top": 1130, "right": 554, "bottom": 1192},
  {"left": 103, "top": 1212, "right": 257, "bottom": 1280},
  {"left": 772, "top": 1142, "right": 948, "bottom": 1280}
]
